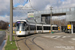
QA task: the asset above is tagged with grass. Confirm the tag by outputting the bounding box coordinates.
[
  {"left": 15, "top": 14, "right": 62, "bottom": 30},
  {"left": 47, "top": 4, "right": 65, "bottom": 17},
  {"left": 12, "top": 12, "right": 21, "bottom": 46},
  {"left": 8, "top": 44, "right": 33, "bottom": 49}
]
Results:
[{"left": 5, "top": 35, "right": 17, "bottom": 50}]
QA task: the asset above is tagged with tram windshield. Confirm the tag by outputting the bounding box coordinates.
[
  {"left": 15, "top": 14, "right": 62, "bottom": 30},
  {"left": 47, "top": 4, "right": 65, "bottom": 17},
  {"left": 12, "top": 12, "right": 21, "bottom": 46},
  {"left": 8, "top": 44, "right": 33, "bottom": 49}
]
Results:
[{"left": 16, "top": 21, "right": 26, "bottom": 31}]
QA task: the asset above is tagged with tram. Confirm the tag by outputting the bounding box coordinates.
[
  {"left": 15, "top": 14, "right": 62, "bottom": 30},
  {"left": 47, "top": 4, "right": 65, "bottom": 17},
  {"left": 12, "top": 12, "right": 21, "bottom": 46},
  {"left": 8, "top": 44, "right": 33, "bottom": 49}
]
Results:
[{"left": 16, "top": 20, "right": 58, "bottom": 36}]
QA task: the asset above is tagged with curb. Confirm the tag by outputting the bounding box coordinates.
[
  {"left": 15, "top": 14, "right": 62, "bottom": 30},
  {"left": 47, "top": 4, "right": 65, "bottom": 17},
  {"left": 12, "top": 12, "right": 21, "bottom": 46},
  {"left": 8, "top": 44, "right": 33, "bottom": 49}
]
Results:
[
  {"left": 2, "top": 31, "right": 8, "bottom": 50},
  {"left": 2, "top": 31, "right": 20, "bottom": 50},
  {"left": 14, "top": 36, "right": 20, "bottom": 50}
]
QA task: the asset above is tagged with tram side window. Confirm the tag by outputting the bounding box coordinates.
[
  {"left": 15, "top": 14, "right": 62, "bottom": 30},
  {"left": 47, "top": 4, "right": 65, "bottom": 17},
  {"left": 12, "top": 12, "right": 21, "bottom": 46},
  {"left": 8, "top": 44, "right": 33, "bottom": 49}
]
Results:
[
  {"left": 25, "top": 26, "right": 29, "bottom": 31},
  {"left": 37, "top": 26, "right": 42, "bottom": 30},
  {"left": 53, "top": 27, "right": 58, "bottom": 30},
  {"left": 30, "top": 25, "right": 36, "bottom": 30},
  {"left": 44, "top": 26, "right": 50, "bottom": 30},
  {"left": 27, "top": 26, "right": 29, "bottom": 30}
]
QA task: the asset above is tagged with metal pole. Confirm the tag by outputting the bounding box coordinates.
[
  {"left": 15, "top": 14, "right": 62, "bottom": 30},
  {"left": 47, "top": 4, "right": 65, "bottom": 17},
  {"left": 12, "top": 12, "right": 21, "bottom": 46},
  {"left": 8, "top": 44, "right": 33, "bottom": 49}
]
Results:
[
  {"left": 50, "top": 7, "right": 53, "bottom": 34},
  {"left": 69, "top": 8, "right": 73, "bottom": 34},
  {"left": 10, "top": 0, "right": 13, "bottom": 41},
  {"left": 71, "top": 22, "right": 73, "bottom": 34},
  {"left": 42, "top": 23, "right": 43, "bottom": 33},
  {"left": 69, "top": 22, "right": 71, "bottom": 34},
  {"left": 34, "top": 18, "right": 37, "bottom": 33},
  {"left": 59, "top": 18, "right": 61, "bottom": 32}
]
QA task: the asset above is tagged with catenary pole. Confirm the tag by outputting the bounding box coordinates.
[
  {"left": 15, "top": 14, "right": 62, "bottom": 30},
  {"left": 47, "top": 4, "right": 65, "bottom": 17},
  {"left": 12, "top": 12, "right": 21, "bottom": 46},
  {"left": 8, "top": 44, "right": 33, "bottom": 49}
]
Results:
[
  {"left": 69, "top": 8, "right": 73, "bottom": 34},
  {"left": 10, "top": 0, "right": 13, "bottom": 41},
  {"left": 50, "top": 7, "right": 53, "bottom": 34}
]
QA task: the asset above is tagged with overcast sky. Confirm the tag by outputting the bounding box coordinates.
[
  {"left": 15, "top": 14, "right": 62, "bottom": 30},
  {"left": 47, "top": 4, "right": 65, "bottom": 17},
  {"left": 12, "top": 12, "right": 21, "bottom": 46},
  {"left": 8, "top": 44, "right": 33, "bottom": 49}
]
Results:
[{"left": 0, "top": 0, "right": 75, "bottom": 22}]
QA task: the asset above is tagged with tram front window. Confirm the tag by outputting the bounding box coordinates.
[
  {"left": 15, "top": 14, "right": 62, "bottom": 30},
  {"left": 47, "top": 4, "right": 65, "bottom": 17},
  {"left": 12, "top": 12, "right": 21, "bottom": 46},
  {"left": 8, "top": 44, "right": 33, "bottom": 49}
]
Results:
[{"left": 16, "top": 21, "right": 26, "bottom": 31}]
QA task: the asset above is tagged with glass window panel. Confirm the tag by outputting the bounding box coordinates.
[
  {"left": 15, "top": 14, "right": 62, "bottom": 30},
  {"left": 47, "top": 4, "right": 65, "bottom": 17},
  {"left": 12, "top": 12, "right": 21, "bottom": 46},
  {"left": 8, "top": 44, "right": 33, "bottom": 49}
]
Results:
[
  {"left": 56, "top": 9, "right": 59, "bottom": 13},
  {"left": 47, "top": 11, "right": 49, "bottom": 14},
  {"left": 43, "top": 11, "right": 45, "bottom": 13},
  {"left": 44, "top": 26, "right": 50, "bottom": 30},
  {"left": 44, "top": 11, "right": 46, "bottom": 13},
  {"left": 39, "top": 11, "right": 41, "bottom": 13},
  {"left": 63, "top": 9, "right": 66, "bottom": 12},
  {"left": 53, "top": 27, "right": 58, "bottom": 30},
  {"left": 52, "top": 10, "right": 55, "bottom": 13},
  {"left": 37, "top": 26, "right": 42, "bottom": 30},
  {"left": 55, "top": 9, "right": 57, "bottom": 13},
  {"left": 35, "top": 12, "right": 37, "bottom": 14},
  {"left": 41, "top": 11, "right": 43, "bottom": 13},
  {"left": 30, "top": 25, "right": 36, "bottom": 30},
  {"left": 46, "top": 11, "right": 49, "bottom": 14},
  {"left": 71, "top": 7, "right": 75, "bottom": 11},
  {"left": 54, "top": 10, "right": 56, "bottom": 13},
  {"left": 54, "top": 9, "right": 56, "bottom": 13},
  {"left": 60, "top": 9, "right": 62, "bottom": 13},
  {"left": 66, "top": 8, "right": 69, "bottom": 11}
]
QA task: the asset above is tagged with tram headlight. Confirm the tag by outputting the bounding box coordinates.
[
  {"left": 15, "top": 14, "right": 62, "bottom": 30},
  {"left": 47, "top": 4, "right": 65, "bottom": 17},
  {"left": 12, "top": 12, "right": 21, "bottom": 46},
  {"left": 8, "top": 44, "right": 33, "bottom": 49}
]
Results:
[{"left": 19, "top": 31, "right": 21, "bottom": 33}]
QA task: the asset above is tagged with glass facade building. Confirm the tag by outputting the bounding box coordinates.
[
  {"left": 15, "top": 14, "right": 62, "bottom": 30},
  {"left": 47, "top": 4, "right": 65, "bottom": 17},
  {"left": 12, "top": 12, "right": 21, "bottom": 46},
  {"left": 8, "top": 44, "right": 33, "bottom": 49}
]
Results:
[{"left": 27, "top": 7, "right": 75, "bottom": 24}]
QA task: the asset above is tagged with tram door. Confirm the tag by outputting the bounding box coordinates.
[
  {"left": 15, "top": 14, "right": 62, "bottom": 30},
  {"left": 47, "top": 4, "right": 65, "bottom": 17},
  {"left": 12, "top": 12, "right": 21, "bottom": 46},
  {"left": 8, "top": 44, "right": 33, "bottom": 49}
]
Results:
[{"left": 25, "top": 24, "right": 29, "bottom": 35}]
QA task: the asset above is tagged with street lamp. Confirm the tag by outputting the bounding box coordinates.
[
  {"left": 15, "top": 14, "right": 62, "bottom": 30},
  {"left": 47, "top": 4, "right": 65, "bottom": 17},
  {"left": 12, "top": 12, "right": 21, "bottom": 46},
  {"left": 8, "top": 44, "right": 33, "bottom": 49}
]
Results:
[{"left": 50, "top": 6, "right": 53, "bottom": 34}]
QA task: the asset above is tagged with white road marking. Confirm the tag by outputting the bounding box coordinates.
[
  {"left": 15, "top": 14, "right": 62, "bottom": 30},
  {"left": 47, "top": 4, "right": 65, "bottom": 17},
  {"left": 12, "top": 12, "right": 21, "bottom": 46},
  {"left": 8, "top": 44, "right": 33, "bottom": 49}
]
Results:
[
  {"left": 44, "top": 35, "right": 72, "bottom": 40},
  {"left": 56, "top": 36, "right": 61, "bottom": 38},
  {"left": 54, "top": 46, "right": 75, "bottom": 49},
  {"left": 50, "top": 36, "right": 56, "bottom": 38},
  {"left": 71, "top": 38, "right": 75, "bottom": 40},
  {"left": 53, "top": 36, "right": 61, "bottom": 39},
  {"left": 62, "top": 36, "right": 66, "bottom": 38}
]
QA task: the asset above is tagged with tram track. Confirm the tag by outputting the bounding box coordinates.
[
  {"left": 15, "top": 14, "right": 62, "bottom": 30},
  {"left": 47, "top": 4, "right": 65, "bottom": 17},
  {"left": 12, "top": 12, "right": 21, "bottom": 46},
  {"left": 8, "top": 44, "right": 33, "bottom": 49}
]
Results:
[
  {"left": 15, "top": 34, "right": 45, "bottom": 50},
  {"left": 24, "top": 37, "right": 31, "bottom": 50},
  {"left": 24, "top": 35, "right": 44, "bottom": 50},
  {"left": 32, "top": 36, "right": 44, "bottom": 50}
]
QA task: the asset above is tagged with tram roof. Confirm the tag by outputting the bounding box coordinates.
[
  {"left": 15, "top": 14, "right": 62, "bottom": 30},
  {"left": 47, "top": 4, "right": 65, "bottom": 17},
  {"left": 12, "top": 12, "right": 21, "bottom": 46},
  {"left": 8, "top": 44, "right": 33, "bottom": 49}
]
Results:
[
  {"left": 17, "top": 20, "right": 26, "bottom": 22},
  {"left": 28, "top": 23, "right": 58, "bottom": 27}
]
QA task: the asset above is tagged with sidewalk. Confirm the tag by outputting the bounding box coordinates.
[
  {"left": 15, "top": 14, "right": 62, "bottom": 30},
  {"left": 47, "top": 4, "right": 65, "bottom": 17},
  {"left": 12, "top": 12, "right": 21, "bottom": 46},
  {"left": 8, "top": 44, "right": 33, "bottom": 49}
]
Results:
[
  {"left": 2, "top": 31, "right": 18, "bottom": 50},
  {"left": 14, "top": 36, "right": 29, "bottom": 50},
  {"left": 2, "top": 31, "right": 8, "bottom": 50}
]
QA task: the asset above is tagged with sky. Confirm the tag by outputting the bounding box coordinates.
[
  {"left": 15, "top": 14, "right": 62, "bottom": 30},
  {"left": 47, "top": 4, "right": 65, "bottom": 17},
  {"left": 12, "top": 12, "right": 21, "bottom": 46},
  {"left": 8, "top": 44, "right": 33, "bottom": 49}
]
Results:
[{"left": 0, "top": 0, "right": 75, "bottom": 22}]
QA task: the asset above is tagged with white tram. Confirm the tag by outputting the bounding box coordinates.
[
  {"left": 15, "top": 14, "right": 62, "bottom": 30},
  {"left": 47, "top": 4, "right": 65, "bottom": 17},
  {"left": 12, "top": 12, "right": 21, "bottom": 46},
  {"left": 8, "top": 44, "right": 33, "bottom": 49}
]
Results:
[{"left": 16, "top": 20, "right": 58, "bottom": 36}]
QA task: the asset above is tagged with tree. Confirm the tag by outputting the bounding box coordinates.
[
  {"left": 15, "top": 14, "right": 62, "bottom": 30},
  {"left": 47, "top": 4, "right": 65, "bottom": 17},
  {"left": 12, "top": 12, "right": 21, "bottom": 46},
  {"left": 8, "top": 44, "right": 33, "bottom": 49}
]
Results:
[{"left": 0, "top": 20, "right": 9, "bottom": 29}]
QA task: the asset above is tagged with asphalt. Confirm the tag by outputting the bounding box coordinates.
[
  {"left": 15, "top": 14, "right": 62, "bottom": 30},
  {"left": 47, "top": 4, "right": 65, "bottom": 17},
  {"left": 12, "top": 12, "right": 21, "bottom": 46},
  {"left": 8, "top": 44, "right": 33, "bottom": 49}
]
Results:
[
  {"left": 15, "top": 32, "right": 75, "bottom": 50},
  {"left": 0, "top": 31, "right": 6, "bottom": 50}
]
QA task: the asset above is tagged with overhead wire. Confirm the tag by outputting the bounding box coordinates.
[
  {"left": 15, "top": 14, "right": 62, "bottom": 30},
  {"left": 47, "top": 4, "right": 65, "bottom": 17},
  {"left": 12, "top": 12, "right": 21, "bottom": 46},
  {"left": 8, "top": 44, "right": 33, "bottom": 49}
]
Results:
[
  {"left": 29, "top": 0, "right": 38, "bottom": 11},
  {"left": 13, "top": 0, "right": 39, "bottom": 21},
  {"left": 13, "top": 0, "right": 28, "bottom": 20},
  {"left": 14, "top": 0, "right": 38, "bottom": 11}
]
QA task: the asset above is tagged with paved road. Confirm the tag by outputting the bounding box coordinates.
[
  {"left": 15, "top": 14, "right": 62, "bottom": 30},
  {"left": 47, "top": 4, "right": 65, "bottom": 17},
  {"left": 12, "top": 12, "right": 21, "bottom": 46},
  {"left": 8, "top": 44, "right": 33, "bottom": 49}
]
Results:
[
  {"left": 15, "top": 33, "right": 75, "bottom": 50},
  {"left": 35, "top": 33, "right": 75, "bottom": 50},
  {"left": 0, "top": 31, "right": 6, "bottom": 50}
]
